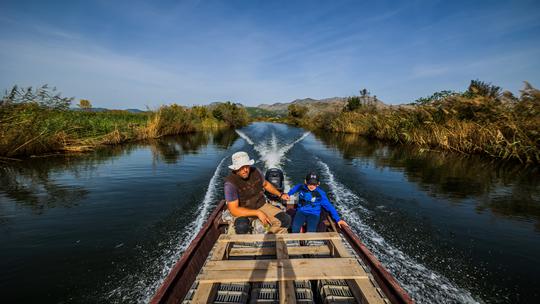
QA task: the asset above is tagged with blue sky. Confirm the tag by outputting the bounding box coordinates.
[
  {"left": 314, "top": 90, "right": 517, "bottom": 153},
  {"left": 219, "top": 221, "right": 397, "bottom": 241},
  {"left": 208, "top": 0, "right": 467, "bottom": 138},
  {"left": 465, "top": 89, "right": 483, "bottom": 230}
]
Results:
[{"left": 1, "top": 0, "right": 539, "bottom": 108}]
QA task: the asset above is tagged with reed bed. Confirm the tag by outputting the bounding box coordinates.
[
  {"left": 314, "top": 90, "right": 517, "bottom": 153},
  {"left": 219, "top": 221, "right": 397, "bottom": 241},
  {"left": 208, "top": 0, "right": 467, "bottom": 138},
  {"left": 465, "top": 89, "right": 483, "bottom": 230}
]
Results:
[
  {"left": 0, "top": 99, "right": 248, "bottom": 157},
  {"left": 309, "top": 82, "right": 540, "bottom": 164}
]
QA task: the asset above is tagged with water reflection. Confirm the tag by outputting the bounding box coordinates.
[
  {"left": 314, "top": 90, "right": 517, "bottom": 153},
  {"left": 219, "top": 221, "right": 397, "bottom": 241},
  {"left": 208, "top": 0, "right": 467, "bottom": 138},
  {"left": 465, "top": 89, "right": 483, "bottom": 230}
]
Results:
[
  {"left": 313, "top": 131, "right": 540, "bottom": 227},
  {"left": 0, "top": 129, "right": 237, "bottom": 214},
  {"left": 212, "top": 128, "right": 239, "bottom": 149},
  {"left": 1, "top": 159, "right": 91, "bottom": 214},
  {"left": 150, "top": 130, "right": 237, "bottom": 164}
]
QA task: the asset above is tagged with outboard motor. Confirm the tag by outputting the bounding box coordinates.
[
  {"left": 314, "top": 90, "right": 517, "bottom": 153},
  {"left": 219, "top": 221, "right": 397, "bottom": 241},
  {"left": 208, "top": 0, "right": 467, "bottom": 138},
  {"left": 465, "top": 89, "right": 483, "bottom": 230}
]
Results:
[{"left": 264, "top": 168, "right": 284, "bottom": 202}]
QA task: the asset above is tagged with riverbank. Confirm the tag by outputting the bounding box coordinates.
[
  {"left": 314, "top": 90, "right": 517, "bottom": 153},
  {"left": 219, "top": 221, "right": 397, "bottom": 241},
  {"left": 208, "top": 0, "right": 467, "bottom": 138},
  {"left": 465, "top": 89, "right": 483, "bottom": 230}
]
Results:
[
  {"left": 284, "top": 81, "right": 540, "bottom": 164},
  {"left": 2, "top": 122, "right": 539, "bottom": 303},
  {"left": 0, "top": 94, "right": 248, "bottom": 158}
]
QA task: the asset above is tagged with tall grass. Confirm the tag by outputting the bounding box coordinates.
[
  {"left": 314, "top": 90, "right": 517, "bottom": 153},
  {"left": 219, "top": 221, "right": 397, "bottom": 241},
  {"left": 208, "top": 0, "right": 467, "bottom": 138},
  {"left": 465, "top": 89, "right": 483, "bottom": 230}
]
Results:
[
  {"left": 140, "top": 104, "right": 198, "bottom": 139},
  {"left": 0, "top": 103, "right": 149, "bottom": 156},
  {"left": 308, "top": 81, "right": 540, "bottom": 164},
  {"left": 0, "top": 94, "right": 248, "bottom": 157}
]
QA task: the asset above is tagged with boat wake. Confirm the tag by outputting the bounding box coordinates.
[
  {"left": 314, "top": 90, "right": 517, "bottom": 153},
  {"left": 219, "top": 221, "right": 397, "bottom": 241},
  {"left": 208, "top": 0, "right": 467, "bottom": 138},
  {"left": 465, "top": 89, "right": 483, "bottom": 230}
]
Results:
[
  {"left": 317, "top": 160, "right": 481, "bottom": 304},
  {"left": 236, "top": 129, "right": 310, "bottom": 170},
  {"left": 177, "top": 157, "right": 226, "bottom": 250},
  {"left": 235, "top": 130, "right": 254, "bottom": 145},
  {"left": 107, "top": 157, "right": 226, "bottom": 304},
  {"left": 235, "top": 129, "right": 310, "bottom": 192},
  {"left": 119, "top": 129, "right": 308, "bottom": 303},
  {"left": 317, "top": 160, "right": 369, "bottom": 214}
]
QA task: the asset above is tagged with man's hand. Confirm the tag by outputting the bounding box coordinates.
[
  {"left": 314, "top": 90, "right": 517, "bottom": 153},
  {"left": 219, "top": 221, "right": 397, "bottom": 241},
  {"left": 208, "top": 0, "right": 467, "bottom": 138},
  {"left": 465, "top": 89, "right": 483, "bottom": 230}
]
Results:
[
  {"left": 257, "top": 210, "right": 271, "bottom": 225},
  {"left": 337, "top": 220, "right": 348, "bottom": 228},
  {"left": 263, "top": 180, "right": 289, "bottom": 201}
]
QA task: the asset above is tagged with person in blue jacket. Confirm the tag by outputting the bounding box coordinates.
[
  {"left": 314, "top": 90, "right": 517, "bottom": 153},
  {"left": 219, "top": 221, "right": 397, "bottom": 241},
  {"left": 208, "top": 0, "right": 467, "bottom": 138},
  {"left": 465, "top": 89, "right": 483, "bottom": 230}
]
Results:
[{"left": 288, "top": 171, "right": 348, "bottom": 233}]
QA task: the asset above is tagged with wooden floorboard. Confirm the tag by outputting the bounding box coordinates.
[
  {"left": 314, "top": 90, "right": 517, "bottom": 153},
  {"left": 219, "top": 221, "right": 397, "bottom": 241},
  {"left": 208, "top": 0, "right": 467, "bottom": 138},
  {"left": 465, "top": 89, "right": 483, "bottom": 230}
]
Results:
[
  {"left": 203, "top": 257, "right": 358, "bottom": 271},
  {"left": 276, "top": 239, "right": 296, "bottom": 304},
  {"left": 190, "top": 242, "right": 229, "bottom": 303},
  {"left": 329, "top": 238, "right": 386, "bottom": 304},
  {"left": 191, "top": 233, "right": 387, "bottom": 304},
  {"left": 217, "top": 232, "right": 340, "bottom": 243},
  {"left": 229, "top": 245, "right": 331, "bottom": 256},
  {"left": 198, "top": 258, "right": 367, "bottom": 283}
]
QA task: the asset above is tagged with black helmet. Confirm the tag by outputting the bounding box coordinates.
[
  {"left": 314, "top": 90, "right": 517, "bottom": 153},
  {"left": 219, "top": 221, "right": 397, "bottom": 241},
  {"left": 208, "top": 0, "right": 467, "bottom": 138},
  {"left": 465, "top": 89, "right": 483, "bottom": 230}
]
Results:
[{"left": 305, "top": 171, "right": 319, "bottom": 185}]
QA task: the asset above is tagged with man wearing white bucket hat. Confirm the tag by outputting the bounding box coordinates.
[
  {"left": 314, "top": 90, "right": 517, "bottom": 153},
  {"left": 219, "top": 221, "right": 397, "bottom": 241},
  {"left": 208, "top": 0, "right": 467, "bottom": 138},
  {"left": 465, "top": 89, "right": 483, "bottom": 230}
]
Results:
[{"left": 224, "top": 151, "right": 291, "bottom": 234}]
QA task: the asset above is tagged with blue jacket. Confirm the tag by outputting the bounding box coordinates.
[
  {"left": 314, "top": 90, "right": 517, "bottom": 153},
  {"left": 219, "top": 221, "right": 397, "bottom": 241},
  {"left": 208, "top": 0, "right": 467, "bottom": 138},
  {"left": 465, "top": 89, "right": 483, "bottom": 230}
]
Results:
[{"left": 287, "top": 184, "right": 340, "bottom": 222}]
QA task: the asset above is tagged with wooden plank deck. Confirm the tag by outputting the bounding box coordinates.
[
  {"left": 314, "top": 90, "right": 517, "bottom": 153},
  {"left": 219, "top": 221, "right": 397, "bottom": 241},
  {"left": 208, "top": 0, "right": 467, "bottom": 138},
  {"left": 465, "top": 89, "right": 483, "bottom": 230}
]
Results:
[
  {"left": 190, "top": 232, "right": 386, "bottom": 304},
  {"left": 229, "top": 245, "right": 330, "bottom": 256},
  {"left": 329, "top": 236, "right": 386, "bottom": 304},
  {"left": 217, "top": 232, "right": 341, "bottom": 243},
  {"left": 190, "top": 241, "right": 229, "bottom": 304},
  {"left": 199, "top": 258, "right": 366, "bottom": 283},
  {"left": 276, "top": 238, "right": 296, "bottom": 304}
]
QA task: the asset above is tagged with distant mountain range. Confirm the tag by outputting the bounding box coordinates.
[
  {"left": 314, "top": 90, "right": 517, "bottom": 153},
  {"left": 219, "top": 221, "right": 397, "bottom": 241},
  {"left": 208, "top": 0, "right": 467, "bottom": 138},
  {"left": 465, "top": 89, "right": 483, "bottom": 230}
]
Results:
[
  {"left": 69, "top": 96, "right": 388, "bottom": 117},
  {"left": 257, "top": 96, "right": 386, "bottom": 116}
]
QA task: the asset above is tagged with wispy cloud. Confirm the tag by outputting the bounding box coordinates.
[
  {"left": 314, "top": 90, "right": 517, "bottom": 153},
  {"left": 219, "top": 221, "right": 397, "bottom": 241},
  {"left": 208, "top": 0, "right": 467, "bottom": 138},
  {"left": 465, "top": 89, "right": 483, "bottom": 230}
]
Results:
[{"left": 1, "top": 1, "right": 539, "bottom": 107}]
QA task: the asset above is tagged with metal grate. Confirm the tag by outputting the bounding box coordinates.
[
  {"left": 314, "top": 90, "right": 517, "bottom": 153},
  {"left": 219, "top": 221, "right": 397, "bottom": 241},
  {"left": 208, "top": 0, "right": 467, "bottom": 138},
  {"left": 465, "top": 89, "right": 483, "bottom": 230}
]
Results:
[
  {"left": 214, "top": 290, "right": 249, "bottom": 304},
  {"left": 321, "top": 285, "right": 353, "bottom": 298},
  {"left": 249, "top": 288, "right": 278, "bottom": 304},
  {"left": 218, "top": 282, "right": 251, "bottom": 293},
  {"left": 318, "top": 279, "right": 356, "bottom": 304},
  {"left": 253, "top": 282, "right": 278, "bottom": 289},
  {"left": 294, "top": 280, "right": 312, "bottom": 289}
]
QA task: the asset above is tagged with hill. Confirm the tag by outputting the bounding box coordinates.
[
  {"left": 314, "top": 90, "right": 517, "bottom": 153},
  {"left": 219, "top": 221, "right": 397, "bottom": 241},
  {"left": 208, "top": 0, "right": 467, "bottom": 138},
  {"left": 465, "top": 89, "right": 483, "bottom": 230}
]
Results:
[
  {"left": 257, "top": 96, "right": 386, "bottom": 116},
  {"left": 246, "top": 107, "right": 285, "bottom": 119}
]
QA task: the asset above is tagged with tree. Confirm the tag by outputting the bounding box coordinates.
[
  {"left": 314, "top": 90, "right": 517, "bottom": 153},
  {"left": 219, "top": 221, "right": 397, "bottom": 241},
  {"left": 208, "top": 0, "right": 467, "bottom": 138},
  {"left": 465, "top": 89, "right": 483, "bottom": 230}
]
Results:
[
  {"left": 287, "top": 104, "right": 308, "bottom": 119},
  {"left": 211, "top": 102, "right": 248, "bottom": 127},
  {"left": 360, "top": 88, "right": 370, "bottom": 97},
  {"left": 345, "top": 96, "right": 361, "bottom": 111},
  {"left": 78, "top": 99, "right": 92, "bottom": 111}
]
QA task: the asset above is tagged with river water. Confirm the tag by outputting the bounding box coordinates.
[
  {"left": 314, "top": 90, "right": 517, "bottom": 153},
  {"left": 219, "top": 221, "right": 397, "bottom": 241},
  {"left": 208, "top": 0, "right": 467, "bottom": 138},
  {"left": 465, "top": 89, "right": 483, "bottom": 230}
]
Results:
[{"left": 1, "top": 122, "right": 539, "bottom": 303}]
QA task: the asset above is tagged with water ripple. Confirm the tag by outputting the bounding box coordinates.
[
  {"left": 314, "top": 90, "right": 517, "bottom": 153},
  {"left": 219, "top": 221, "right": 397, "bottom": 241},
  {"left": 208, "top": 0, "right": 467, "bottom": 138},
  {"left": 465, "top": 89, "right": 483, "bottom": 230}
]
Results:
[{"left": 317, "top": 160, "right": 481, "bottom": 304}]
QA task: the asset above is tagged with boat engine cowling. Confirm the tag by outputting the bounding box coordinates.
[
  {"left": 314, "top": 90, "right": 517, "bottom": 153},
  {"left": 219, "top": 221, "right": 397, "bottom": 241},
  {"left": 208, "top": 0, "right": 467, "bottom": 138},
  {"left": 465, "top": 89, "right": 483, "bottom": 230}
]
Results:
[{"left": 264, "top": 168, "right": 284, "bottom": 202}]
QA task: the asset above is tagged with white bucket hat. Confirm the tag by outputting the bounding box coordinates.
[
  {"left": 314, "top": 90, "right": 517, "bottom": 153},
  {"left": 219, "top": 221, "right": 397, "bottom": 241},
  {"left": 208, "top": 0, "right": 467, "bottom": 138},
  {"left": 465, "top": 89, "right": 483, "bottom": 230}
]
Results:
[{"left": 228, "top": 151, "right": 255, "bottom": 170}]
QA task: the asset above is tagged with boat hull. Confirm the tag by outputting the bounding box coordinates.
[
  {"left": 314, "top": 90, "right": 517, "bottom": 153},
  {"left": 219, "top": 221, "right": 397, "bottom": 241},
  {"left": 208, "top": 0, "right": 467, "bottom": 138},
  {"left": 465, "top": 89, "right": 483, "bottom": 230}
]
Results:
[{"left": 150, "top": 200, "right": 413, "bottom": 304}]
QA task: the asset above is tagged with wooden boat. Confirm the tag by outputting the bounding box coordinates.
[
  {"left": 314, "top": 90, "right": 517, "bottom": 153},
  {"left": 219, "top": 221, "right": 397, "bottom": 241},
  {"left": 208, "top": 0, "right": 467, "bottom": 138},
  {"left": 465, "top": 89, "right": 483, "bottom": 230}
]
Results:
[{"left": 150, "top": 200, "right": 413, "bottom": 304}]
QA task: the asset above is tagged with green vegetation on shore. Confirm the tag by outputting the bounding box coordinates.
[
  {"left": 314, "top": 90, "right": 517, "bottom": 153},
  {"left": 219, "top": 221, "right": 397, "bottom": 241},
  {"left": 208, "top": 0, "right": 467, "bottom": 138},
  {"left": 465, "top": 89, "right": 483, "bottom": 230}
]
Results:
[
  {"left": 287, "top": 81, "right": 540, "bottom": 164},
  {"left": 0, "top": 85, "right": 248, "bottom": 158},
  {"left": 3, "top": 80, "right": 538, "bottom": 164},
  {"left": 246, "top": 106, "right": 286, "bottom": 122}
]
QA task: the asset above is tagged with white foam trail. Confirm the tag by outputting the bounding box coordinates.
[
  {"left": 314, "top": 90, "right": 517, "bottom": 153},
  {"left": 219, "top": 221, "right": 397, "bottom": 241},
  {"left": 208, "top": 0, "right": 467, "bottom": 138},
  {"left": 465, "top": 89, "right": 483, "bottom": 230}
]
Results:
[
  {"left": 280, "top": 131, "right": 310, "bottom": 155},
  {"left": 180, "top": 156, "right": 226, "bottom": 249},
  {"left": 257, "top": 132, "right": 281, "bottom": 169},
  {"left": 317, "top": 160, "right": 369, "bottom": 214},
  {"left": 146, "top": 157, "right": 225, "bottom": 301},
  {"left": 235, "top": 130, "right": 254, "bottom": 145},
  {"left": 254, "top": 132, "right": 310, "bottom": 170},
  {"left": 250, "top": 131, "right": 309, "bottom": 193},
  {"left": 317, "top": 160, "right": 480, "bottom": 304},
  {"left": 114, "top": 157, "right": 226, "bottom": 304}
]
